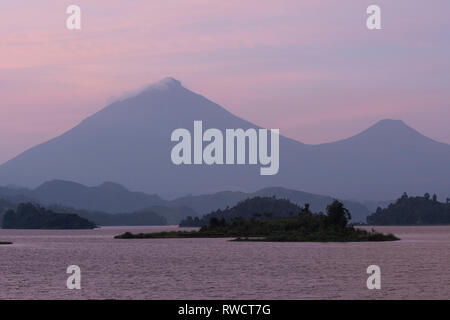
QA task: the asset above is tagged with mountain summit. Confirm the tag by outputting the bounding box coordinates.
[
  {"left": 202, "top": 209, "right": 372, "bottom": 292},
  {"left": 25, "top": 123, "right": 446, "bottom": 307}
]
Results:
[
  {"left": 344, "top": 119, "right": 436, "bottom": 145},
  {"left": 149, "top": 77, "right": 182, "bottom": 90},
  {"left": 0, "top": 78, "right": 449, "bottom": 200}
]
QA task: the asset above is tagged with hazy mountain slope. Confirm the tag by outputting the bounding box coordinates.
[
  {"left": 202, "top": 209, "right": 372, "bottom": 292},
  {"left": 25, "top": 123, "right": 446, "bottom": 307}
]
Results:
[
  {"left": 0, "top": 186, "right": 36, "bottom": 204},
  {"left": 170, "top": 191, "right": 248, "bottom": 215},
  {"left": 31, "top": 180, "right": 166, "bottom": 213},
  {"left": 307, "top": 119, "right": 450, "bottom": 200},
  {"left": 363, "top": 200, "right": 394, "bottom": 213},
  {"left": 47, "top": 205, "right": 168, "bottom": 226},
  {"left": 134, "top": 206, "right": 199, "bottom": 225},
  {"left": 1, "top": 77, "right": 450, "bottom": 200}
]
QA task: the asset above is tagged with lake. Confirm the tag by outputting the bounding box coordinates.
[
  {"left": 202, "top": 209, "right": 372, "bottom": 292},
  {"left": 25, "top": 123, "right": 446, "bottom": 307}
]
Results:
[{"left": 0, "top": 226, "right": 449, "bottom": 299}]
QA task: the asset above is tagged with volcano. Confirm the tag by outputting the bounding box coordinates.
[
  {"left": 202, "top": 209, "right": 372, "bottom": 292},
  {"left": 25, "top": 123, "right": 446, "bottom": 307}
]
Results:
[{"left": 1, "top": 77, "right": 449, "bottom": 201}]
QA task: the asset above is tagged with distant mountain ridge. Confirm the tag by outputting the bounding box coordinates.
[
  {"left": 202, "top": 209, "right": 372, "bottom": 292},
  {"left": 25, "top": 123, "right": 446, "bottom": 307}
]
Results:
[
  {"left": 33, "top": 180, "right": 166, "bottom": 213},
  {"left": 0, "top": 180, "right": 370, "bottom": 222},
  {"left": 1, "top": 77, "right": 449, "bottom": 200}
]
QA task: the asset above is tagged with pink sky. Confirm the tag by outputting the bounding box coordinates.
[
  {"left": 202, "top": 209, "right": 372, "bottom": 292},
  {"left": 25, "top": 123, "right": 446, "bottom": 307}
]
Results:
[{"left": 1, "top": 0, "right": 450, "bottom": 164}]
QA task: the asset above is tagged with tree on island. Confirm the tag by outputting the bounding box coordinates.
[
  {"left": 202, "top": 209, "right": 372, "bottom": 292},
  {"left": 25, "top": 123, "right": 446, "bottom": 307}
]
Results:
[{"left": 326, "top": 200, "right": 352, "bottom": 228}]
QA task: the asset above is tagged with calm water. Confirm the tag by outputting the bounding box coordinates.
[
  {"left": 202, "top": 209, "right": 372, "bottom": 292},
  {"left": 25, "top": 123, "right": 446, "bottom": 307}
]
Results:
[{"left": 0, "top": 226, "right": 449, "bottom": 300}]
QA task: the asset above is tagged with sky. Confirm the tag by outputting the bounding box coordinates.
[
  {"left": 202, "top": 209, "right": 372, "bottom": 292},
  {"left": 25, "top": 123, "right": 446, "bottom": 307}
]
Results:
[{"left": 1, "top": 0, "right": 449, "bottom": 164}]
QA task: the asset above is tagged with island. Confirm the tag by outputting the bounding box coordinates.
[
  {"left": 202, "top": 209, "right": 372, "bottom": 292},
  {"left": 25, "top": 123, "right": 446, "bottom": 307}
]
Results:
[
  {"left": 367, "top": 193, "right": 450, "bottom": 225},
  {"left": 2, "top": 203, "right": 97, "bottom": 230},
  {"left": 115, "top": 197, "right": 399, "bottom": 242}
]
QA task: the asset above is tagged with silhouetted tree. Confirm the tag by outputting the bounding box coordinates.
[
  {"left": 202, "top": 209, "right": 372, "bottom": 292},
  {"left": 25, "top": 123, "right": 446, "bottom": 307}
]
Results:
[
  {"left": 299, "top": 203, "right": 312, "bottom": 216},
  {"left": 326, "top": 200, "right": 351, "bottom": 228}
]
